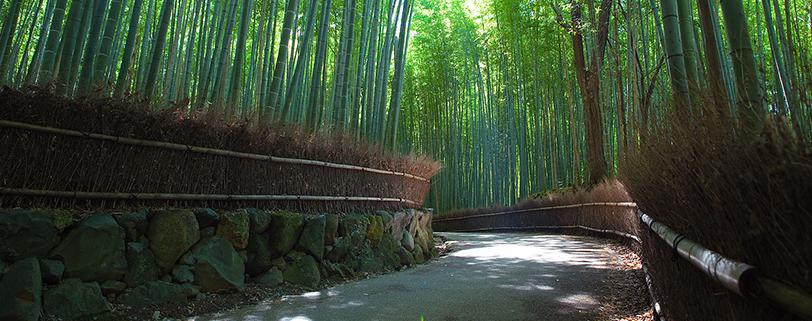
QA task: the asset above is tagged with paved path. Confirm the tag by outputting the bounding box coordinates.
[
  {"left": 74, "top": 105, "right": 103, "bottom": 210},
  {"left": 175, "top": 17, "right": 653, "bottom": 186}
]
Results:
[{"left": 193, "top": 233, "right": 622, "bottom": 321}]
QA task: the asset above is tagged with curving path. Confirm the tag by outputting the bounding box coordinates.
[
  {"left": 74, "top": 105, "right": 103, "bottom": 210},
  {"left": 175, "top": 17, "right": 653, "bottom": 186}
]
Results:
[{"left": 193, "top": 233, "right": 626, "bottom": 321}]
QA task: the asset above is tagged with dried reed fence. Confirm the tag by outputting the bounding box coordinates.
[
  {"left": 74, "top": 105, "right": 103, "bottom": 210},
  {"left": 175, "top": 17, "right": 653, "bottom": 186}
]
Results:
[{"left": 0, "top": 88, "right": 441, "bottom": 210}]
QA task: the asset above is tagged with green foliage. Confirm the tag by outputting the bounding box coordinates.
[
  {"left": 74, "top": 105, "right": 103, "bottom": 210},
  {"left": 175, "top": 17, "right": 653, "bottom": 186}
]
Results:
[
  {"left": 1, "top": 0, "right": 414, "bottom": 147},
  {"left": 401, "top": 0, "right": 812, "bottom": 211}
]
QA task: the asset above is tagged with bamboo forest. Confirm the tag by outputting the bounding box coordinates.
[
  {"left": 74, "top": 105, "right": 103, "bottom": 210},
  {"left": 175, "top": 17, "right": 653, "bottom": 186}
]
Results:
[
  {"left": 0, "top": 0, "right": 811, "bottom": 319},
  {"left": 1, "top": 0, "right": 811, "bottom": 212}
]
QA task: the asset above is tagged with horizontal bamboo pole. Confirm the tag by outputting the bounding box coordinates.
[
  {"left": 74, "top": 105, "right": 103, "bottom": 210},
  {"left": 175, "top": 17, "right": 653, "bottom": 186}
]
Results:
[
  {"left": 0, "top": 187, "right": 420, "bottom": 206},
  {"left": 638, "top": 209, "right": 812, "bottom": 320},
  {"left": 433, "top": 202, "right": 638, "bottom": 222},
  {"left": 0, "top": 120, "right": 430, "bottom": 182},
  {"left": 638, "top": 209, "right": 755, "bottom": 296}
]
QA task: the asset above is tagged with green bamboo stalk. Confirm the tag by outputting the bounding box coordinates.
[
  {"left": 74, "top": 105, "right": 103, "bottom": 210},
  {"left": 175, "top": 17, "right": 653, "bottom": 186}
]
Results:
[
  {"left": 676, "top": 0, "right": 700, "bottom": 94},
  {"left": 14, "top": 0, "right": 46, "bottom": 84},
  {"left": 659, "top": 0, "right": 691, "bottom": 107},
  {"left": 385, "top": 0, "right": 412, "bottom": 148},
  {"left": 143, "top": 0, "right": 175, "bottom": 100},
  {"left": 280, "top": 0, "right": 318, "bottom": 121},
  {"left": 135, "top": 0, "right": 156, "bottom": 94},
  {"left": 305, "top": 0, "right": 331, "bottom": 129},
  {"left": 93, "top": 0, "right": 124, "bottom": 93},
  {"left": 25, "top": 0, "right": 57, "bottom": 84},
  {"left": 113, "top": 0, "right": 144, "bottom": 97},
  {"left": 228, "top": 0, "right": 254, "bottom": 108},
  {"left": 54, "top": 0, "right": 87, "bottom": 95},
  {"left": 265, "top": 0, "right": 301, "bottom": 119},
  {"left": 0, "top": 0, "right": 23, "bottom": 83},
  {"left": 34, "top": 0, "right": 68, "bottom": 85},
  {"left": 719, "top": 0, "right": 765, "bottom": 133},
  {"left": 77, "top": 0, "right": 111, "bottom": 95}
]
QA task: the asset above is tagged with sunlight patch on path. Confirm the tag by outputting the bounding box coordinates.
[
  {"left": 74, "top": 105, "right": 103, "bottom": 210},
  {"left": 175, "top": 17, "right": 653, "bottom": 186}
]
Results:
[{"left": 193, "top": 233, "right": 623, "bottom": 321}]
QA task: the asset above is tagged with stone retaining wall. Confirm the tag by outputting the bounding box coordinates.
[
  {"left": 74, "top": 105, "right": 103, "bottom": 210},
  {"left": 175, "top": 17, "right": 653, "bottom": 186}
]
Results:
[{"left": 0, "top": 208, "right": 437, "bottom": 321}]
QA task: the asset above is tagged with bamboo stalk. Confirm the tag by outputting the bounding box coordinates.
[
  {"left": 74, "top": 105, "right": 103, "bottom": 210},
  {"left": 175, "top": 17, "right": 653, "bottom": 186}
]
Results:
[
  {"left": 0, "top": 119, "right": 430, "bottom": 182},
  {"left": 0, "top": 187, "right": 420, "bottom": 206}
]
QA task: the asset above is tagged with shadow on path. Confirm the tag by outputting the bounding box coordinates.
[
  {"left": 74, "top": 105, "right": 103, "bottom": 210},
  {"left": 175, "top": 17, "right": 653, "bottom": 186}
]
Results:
[{"left": 191, "top": 233, "right": 629, "bottom": 321}]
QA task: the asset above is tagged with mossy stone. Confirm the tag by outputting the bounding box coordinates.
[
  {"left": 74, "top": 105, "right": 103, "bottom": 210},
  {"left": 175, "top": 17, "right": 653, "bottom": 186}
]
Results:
[
  {"left": 0, "top": 209, "right": 60, "bottom": 261},
  {"left": 296, "top": 215, "right": 326, "bottom": 259},
  {"left": 50, "top": 214, "right": 127, "bottom": 282},
  {"left": 216, "top": 210, "right": 250, "bottom": 250},
  {"left": 44, "top": 278, "right": 110, "bottom": 321},
  {"left": 147, "top": 210, "right": 200, "bottom": 272},
  {"left": 267, "top": 212, "right": 304, "bottom": 258}
]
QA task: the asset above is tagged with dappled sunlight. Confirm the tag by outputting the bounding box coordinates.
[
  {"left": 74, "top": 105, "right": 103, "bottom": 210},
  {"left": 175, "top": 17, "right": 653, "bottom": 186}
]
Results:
[
  {"left": 447, "top": 233, "right": 614, "bottom": 270},
  {"left": 327, "top": 300, "right": 365, "bottom": 309},
  {"left": 194, "top": 233, "right": 629, "bottom": 320},
  {"left": 557, "top": 294, "right": 600, "bottom": 309},
  {"left": 497, "top": 283, "right": 556, "bottom": 291},
  {"left": 279, "top": 317, "right": 314, "bottom": 321}
]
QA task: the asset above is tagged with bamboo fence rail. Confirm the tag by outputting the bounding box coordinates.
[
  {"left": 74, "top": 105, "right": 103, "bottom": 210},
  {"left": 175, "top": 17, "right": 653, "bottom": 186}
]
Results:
[
  {"left": 0, "top": 188, "right": 421, "bottom": 206},
  {"left": 0, "top": 120, "right": 430, "bottom": 182}
]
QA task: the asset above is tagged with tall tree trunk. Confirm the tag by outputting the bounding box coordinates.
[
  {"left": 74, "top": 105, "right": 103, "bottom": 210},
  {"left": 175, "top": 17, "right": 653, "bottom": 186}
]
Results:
[{"left": 568, "top": 0, "right": 611, "bottom": 184}]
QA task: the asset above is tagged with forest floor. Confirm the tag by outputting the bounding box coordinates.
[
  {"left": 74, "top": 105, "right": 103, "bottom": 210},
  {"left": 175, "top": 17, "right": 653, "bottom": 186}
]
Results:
[{"left": 191, "top": 233, "right": 650, "bottom": 321}]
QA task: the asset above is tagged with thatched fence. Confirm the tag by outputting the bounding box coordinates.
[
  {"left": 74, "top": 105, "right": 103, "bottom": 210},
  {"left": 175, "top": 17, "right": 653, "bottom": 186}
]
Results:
[{"left": 0, "top": 89, "right": 439, "bottom": 210}]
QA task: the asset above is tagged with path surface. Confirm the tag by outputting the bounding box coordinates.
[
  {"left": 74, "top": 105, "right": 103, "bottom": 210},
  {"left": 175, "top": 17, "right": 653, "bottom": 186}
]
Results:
[{"left": 193, "top": 233, "right": 623, "bottom": 321}]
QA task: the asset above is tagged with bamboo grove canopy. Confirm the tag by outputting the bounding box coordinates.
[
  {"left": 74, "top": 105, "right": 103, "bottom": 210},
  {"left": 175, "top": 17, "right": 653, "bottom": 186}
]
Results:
[
  {"left": 0, "top": 0, "right": 810, "bottom": 212},
  {"left": 0, "top": 0, "right": 414, "bottom": 145}
]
